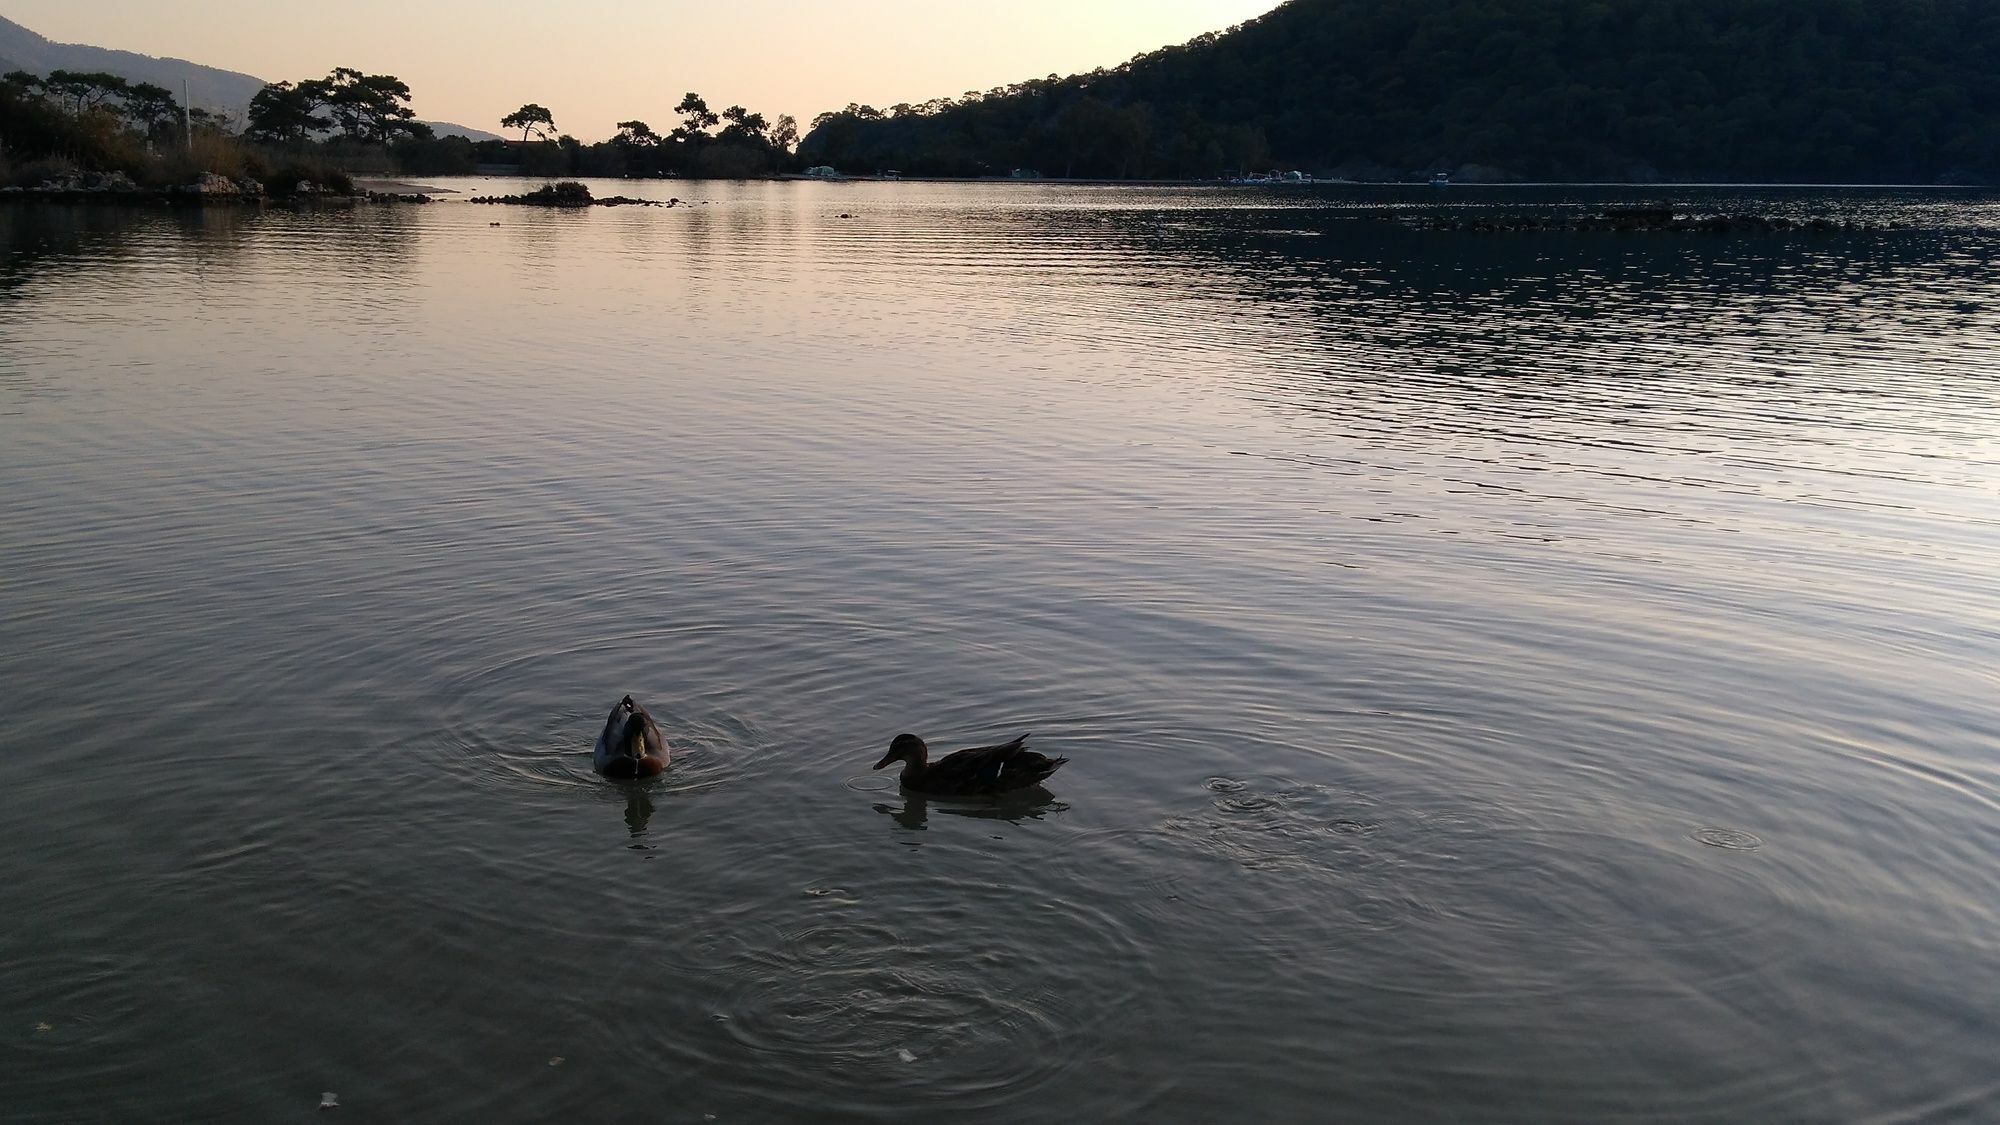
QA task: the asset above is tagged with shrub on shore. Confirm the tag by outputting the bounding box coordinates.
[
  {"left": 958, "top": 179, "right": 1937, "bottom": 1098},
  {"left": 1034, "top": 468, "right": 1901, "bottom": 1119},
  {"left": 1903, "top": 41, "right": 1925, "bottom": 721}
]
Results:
[
  {"left": 3, "top": 155, "right": 83, "bottom": 189},
  {"left": 260, "top": 162, "right": 355, "bottom": 198},
  {"left": 128, "top": 132, "right": 257, "bottom": 189},
  {"left": 525, "top": 180, "right": 592, "bottom": 205}
]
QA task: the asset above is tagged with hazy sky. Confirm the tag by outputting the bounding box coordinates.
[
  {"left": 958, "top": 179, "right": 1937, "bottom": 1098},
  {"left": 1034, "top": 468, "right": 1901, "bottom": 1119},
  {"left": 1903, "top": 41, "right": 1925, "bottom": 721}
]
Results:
[{"left": 2, "top": 1, "right": 1282, "bottom": 138}]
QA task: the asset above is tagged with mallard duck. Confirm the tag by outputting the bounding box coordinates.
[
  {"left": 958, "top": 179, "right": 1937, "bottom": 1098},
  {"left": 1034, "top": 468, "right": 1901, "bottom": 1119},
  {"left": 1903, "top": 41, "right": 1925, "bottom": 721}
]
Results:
[
  {"left": 593, "top": 696, "right": 670, "bottom": 779},
  {"left": 872, "top": 733, "right": 1066, "bottom": 796}
]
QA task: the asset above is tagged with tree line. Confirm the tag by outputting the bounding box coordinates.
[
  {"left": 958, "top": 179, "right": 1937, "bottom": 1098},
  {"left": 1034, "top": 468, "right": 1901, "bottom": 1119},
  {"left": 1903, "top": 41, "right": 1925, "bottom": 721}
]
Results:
[
  {"left": 473, "top": 94, "right": 799, "bottom": 179},
  {"left": 800, "top": 0, "right": 2000, "bottom": 183},
  {"left": 245, "top": 68, "right": 428, "bottom": 145},
  {"left": 1, "top": 59, "right": 808, "bottom": 188},
  {"left": 0, "top": 68, "right": 257, "bottom": 187},
  {"left": 3, "top": 69, "right": 235, "bottom": 142}
]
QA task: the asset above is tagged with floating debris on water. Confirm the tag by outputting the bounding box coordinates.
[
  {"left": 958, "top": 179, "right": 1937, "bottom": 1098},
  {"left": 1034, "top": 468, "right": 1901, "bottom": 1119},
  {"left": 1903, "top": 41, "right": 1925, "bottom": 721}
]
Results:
[
  {"left": 548, "top": 1056, "right": 565, "bottom": 1067},
  {"left": 33, "top": 1021, "right": 53, "bottom": 1034},
  {"left": 896, "top": 1048, "right": 917, "bottom": 1063},
  {"left": 319, "top": 1092, "right": 339, "bottom": 1110}
]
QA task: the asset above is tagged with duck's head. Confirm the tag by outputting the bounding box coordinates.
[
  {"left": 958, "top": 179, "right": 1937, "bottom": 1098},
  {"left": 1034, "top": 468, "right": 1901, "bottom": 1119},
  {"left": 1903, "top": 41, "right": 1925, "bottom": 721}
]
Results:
[
  {"left": 609, "top": 696, "right": 649, "bottom": 757},
  {"left": 874, "top": 733, "right": 926, "bottom": 770}
]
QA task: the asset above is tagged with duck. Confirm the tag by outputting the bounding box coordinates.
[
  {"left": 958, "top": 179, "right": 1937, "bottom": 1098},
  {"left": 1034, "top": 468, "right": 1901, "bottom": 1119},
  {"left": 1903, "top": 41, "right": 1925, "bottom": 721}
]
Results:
[
  {"left": 593, "top": 695, "right": 670, "bottom": 779},
  {"left": 872, "top": 733, "right": 1066, "bottom": 797}
]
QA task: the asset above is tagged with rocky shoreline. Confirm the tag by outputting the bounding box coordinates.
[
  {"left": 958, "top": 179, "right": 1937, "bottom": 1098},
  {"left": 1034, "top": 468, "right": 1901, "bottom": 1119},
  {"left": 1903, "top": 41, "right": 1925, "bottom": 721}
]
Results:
[
  {"left": 0, "top": 178, "right": 677, "bottom": 209},
  {"left": 465, "top": 181, "right": 669, "bottom": 208},
  {"left": 466, "top": 193, "right": 669, "bottom": 207},
  {"left": 0, "top": 171, "right": 406, "bottom": 206}
]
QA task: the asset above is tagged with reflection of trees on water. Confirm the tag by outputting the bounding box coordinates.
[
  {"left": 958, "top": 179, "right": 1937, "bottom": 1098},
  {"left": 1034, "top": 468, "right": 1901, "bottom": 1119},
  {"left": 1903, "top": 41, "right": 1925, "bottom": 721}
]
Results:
[
  {"left": 874, "top": 788, "right": 1068, "bottom": 832},
  {"left": 1005, "top": 191, "right": 1998, "bottom": 439},
  {"left": 1055, "top": 190, "right": 1989, "bottom": 305},
  {"left": 0, "top": 205, "right": 160, "bottom": 293},
  {"left": 0, "top": 204, "right": 427, "bottom": 296}
]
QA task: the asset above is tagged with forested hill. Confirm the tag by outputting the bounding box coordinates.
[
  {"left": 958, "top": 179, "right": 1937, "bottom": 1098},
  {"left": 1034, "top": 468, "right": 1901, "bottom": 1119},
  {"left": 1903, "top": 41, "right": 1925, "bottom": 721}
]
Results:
[{"left": 800, "top": 0, "right": 2000, "bottom": 183}]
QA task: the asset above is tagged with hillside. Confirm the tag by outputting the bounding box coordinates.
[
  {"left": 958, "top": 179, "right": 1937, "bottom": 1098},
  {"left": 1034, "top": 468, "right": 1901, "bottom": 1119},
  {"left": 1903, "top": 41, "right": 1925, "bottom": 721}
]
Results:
[
  {"left": 0, "top": 14, "right": 501, "bottom": 141},
  {"left": 801, "top": 0, "right": 2000, "bottom": 183},
  {"left": 0, "top": 13, "right": 264, "bottom": 115}
]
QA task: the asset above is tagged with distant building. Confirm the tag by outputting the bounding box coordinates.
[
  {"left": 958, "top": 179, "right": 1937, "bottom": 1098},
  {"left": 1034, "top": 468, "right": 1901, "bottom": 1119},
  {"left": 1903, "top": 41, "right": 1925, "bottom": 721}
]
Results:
[
  {"left": 1010, "top": 168, "right": 1043, "bottom": 180},
  {"left": 803, "top": 166, "right": 842, "bottom": 180}
]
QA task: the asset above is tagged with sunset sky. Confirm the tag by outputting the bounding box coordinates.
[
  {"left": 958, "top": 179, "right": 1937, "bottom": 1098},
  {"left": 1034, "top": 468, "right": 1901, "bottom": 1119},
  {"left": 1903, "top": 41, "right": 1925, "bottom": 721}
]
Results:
[{"left": 2, "top": 0, "right": 1283, "bottom": 138}]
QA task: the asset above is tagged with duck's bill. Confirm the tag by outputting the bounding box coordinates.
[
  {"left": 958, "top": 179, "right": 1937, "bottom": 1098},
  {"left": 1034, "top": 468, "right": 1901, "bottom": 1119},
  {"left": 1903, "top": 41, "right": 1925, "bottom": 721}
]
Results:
[{"left": 872, "top": 751, "right": 897, "bottom": 770}]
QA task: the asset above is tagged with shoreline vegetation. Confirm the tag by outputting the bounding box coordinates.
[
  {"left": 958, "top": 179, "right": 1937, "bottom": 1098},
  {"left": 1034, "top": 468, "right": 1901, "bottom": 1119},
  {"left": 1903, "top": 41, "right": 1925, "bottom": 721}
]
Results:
[
  {"left": 0, "top": 66, "right": 806, "bottom": 197},
  {"left": 1, "top": 0, "right": 1992, "bottom": 207}
]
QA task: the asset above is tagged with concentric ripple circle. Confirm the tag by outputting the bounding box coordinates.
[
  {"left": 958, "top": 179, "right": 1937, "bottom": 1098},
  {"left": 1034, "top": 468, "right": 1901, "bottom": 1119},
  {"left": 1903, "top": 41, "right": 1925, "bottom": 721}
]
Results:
[{"left": 1693, "top": 826, "right": 1766, "bottom": 851}]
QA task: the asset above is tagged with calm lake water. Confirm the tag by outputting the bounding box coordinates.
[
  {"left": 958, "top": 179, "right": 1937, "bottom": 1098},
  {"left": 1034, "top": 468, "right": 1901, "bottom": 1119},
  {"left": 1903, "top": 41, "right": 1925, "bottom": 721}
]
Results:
[{"left": 3, "top": 179, "right": 1999, "bottom": 1122}]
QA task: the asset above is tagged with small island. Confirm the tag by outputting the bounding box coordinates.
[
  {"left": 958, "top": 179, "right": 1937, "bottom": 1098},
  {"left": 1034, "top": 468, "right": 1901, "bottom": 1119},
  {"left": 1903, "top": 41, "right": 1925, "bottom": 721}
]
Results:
[{"left": 466, "top": 181, "right": 669, "bottom": 208}]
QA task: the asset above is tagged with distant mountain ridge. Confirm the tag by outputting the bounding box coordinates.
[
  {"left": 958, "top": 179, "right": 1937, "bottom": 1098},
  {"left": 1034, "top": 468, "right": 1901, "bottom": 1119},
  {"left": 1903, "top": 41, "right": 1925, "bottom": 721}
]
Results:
[
  {"left": 0, "top": 13, "right": 502, "bottom": 141},
  {"left": 0, "top": 13, "right": 264, "bottom": 114}
]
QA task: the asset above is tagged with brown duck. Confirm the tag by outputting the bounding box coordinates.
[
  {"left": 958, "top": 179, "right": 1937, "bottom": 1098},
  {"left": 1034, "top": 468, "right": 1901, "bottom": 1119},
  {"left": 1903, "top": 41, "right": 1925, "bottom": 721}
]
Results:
[
  {"left": 872, "top": 733, "right": 1067, "bottom": 796},
  {"left": 593, "top": 696, "right": 670, "bottom": 779}
]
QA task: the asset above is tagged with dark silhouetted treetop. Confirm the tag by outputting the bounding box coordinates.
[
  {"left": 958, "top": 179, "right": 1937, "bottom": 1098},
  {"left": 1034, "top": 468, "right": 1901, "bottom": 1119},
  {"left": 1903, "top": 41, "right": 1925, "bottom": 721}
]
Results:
[
  {"left": 119, "top": 81, "right": 180, "bottom": 136},
  {"left": 41, "top": 69, "right": 127, "bottom": 114},
  {"left": 614, "top": 120, "right": 659, "bottom": 146},
  {"left": 719, "top": 105, "right": 770, "bottom": 145},
  {"left": 247, "top": 80, "right": 328, "bottom": 143},
  {"left": 323, "top": 68, "right": 427, "bottom": 143},
  {"left": 502, "top": 103, "right": 557, "bottom": 144},
  {"left": 769, "top": 114, "right": 799, "bottom": 152},
  {"left": 672, "top": 92, "right": 719, "bottom": 142},
  {"left": 247, "top": 68, "right": 428, "bottom": 145}
]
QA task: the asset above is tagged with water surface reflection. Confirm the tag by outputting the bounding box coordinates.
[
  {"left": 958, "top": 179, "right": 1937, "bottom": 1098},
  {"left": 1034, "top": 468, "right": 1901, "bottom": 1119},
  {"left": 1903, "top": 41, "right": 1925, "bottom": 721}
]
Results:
[
  {"left": 873, "top": 789, "right": 1070, "bottom": 832},
  {"left": 2, "top": 183, "right": 1997, "bottom": 1121}
]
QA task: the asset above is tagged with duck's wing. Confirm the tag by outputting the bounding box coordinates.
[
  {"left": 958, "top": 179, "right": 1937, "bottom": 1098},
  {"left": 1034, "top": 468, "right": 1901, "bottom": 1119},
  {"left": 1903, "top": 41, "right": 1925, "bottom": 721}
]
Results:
[
  {"left": 601, "top": 696, "right": 637, "bottom": 742},
  {"left": 928, "top": 734, "right": 1042, "bottom": 789},
  {"left": 593, "top": 704, "right": 625, "bottom": 772}
]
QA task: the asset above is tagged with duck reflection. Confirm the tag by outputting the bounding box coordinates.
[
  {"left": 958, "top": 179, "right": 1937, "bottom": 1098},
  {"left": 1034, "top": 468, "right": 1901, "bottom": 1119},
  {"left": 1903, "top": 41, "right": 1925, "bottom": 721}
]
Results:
[
  {"left": 873, "top": 788, "right": 1069, "bottom": 831},
  {"left": 623, "top": 787, "right": 655, "bottom": 840}
]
